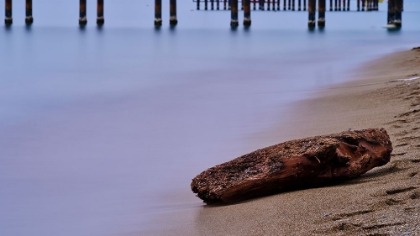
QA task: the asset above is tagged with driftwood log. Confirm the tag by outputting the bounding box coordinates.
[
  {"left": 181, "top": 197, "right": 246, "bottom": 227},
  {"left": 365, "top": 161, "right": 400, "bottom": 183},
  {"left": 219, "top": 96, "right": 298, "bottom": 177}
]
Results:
[{"left": 191, "top": 128, "right": 393, "bottom": 204}]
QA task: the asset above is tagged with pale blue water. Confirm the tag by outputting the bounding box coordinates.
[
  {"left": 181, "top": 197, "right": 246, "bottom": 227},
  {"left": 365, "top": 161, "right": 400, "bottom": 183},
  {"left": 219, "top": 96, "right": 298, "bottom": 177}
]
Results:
[{"left": 1, "top": 1, "right": 419, "bottom": 235}]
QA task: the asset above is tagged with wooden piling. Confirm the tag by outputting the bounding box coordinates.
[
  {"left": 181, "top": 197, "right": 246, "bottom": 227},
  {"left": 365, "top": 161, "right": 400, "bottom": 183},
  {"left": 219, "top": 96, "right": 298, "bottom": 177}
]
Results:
[
  {"left": 288, "top": 0, "right": 291, "bottom": 10},
  {"left": 267, "top": 0, "right": 271, "bottom": 10},
  {"left": 347, "top": 0, "right": 350, "bottom": 11},
  {"left": 197, "top": 0, "right": 200, "bottom": 10},
  {"left": 259, "top": 0, "right": 264, "bottom": 10},
  {"left": 318, "top": 0, "right": 325, "bottom": 27},
  {"left": 155, "top": 0, "right": 162, "bottom": 26},
  {"left": 272, "top": 0, "right": 275, "bottom": 11},
  {"left": 230, "top": 0, "right": 238, "bottom": 27},
  {"left": 342, "top": 0, "right": 345, "bottom": 11},
  {"left": 298, "top": 0, "right": 301, "bottom": 10},
  {"left": 253, "top": 0, "right": 256, "bottom": 10},
  {"left": 308, "top": 0, "right": 315, "bottom": 28},
  {"left": 211, "top": 0, "right": 214, "bottom": 10},
  {"left": 25, "top": 0, "right": 33, "bottom": 25},
  {"left": 387, "top": 0, "right": 395, "bottom": 24},
  {"left": 292, "top": 0, "right": 295, "bottom": 10},
  {"left": 205, "top": 0, "right": 208, "bottom": 10},
  {"left": 303, "top": 0, "right": 306, "bottom": 11},
  {"left": 224, "top": 0, "right": 227, "bottom": 10},
  {"left": 334, "top": 0, "right": 337, "bottom": 11},
  {"left": 216, "top": 0, "right": 220, "bottom": 10},
  {"left": 329, "top": 0, "right": 332, "bottom": 11},
  {"left": 338, "top": 0, "right": 341, "bottom": 11},
  {"left": 97, "top": 0, "right": 104, "bottom": 25},
  {"left": 243, "top": 0, "right": 251, "bottom": 26},
  {"left": 5, "top": 0, "right": 12, "bottom": 25},
  {"left": 361, "top": 0, "right": 365, "bottom": 11},
  {"left": 283, "top": 0, "right": 286, "bottom": 10},
  {"left": 357, "top": 0, "right": 360, "bottom": 11},
  {"left": 79, "top": 0, "right": 87, "bottom": 25},
  {"left": 169, "top": 0, "right": 177, "bottom": 25},
  {"left": 394, "top": 0, "right": 402, "bottom": 27}
]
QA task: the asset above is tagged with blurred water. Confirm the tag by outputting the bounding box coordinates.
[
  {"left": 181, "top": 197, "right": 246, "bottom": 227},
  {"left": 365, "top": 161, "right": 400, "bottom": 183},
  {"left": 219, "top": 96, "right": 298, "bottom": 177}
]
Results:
[{"left": 0, "top": 1, "right": 419, "bottom": 235}]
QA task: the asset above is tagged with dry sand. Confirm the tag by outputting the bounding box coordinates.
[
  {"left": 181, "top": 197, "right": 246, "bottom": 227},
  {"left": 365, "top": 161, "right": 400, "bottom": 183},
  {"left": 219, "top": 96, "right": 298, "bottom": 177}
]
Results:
[{"left": 152, "top": 48, "right": 420, "bottom": 235}]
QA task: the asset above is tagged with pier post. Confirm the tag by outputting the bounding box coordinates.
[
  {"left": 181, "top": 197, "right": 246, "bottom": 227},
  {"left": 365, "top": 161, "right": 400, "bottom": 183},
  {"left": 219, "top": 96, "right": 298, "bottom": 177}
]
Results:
[
  {"left": 243, "top": 0, "right": 251, "bottom": 26},
  {"left": 267, "top": 0, "right": 271, "bottom": 10},
  {"left": 303, "top": 0, "right": 306, "bottom": 11},
  {"left": 357, "top": 0, "right": 360, "bottom": 11},
  {"left": 361, "top": 0, "right": 365, "bottom": 11},
  {"left": 211, "top": 0, "right": 214, "bottom": 10},
  {"left": 259, "top": 0, "right": 264, "bottom": 10},
  {"left": 155, "top": 0, "right": 162, "bottom": 26},
  {"left": 394, "top": 0, "right": 402, "bottom": 27},
  {"left": 318, "top": 0, "right": 325, "bottom": 27},
  {"left": 292, "top": 0, "right": 295, "bottom": 10},
  {"left": 224, "top": 0, "right": 227, "bottom": 10},
  {"left": 338, "top": 0, "right": 341, "bottom": 11},
  {"left": 298, "top": 0, "right": 301, "bottom": 10},
  {"left": 283, "top": 0, "right": 286, "bottom": 10},
  {"left": 197, "top": 0, "right": 200, "bottom": 10},
  {"left": 253, "top": 0, "right": 256, "bottom": 10},
  {"left": 308, "top": 0, "right": 315, "bottom": 28},
  {"left": 334, "top": 0, "right": 337, "bottom": 11},
  {"left": 217, "top": 0, "right": 220, "bottom": 10},
  {"left": 329, "top": 0, "right": 332, "bottom": 11},
  {"left": 230, "top": 0, "right": 238, "bottom": 27},
  {"left": 288, "top": 0, "right": 291, "bottom": 10},
  {"left": 97, "top": 0, "right": 104, "bottom": 25},
  {"left": 272, "top": 0, "right": 275, "bottom": 11},
  {"left": 205, "top": 0, "right": 208, "bottom": 10},
  {"left": 25, "top": 0, "right": 33, "bottom": 25},
  {"left": 169, "top": 0, "right": 177, "bottom": 25},
  {"left": 5, "top": 0, "right": 12, "bottom": 25},
  {"left": 387, "top": 0, "right": 395, "bottom": 25},
  {"left": 342, "top": 0, "right": 345, "bottom": 11},
  {"left": 79, "top": 0, "right": 87, "bottom": 25},
  {"left": 347, "top": 0, "right": 350, "bottom": 11}
]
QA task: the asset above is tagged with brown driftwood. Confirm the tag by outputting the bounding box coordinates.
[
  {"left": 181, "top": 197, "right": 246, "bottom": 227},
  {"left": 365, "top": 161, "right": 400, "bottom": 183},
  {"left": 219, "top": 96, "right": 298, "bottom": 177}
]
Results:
[{"left": 191, "top": 128, "right": 393, "bottom": 204}]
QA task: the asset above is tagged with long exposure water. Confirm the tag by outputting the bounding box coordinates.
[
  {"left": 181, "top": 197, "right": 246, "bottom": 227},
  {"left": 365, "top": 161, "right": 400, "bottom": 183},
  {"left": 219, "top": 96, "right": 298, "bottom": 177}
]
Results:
[{"left": 1, "top": 0, "right": 419, "bottom": 235}]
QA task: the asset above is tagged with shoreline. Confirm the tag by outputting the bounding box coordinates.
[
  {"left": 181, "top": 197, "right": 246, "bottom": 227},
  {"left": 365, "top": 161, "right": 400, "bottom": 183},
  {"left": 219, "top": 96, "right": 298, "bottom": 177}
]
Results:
[{"left": 148, "top": 47, "right": 420, "bottom": 235}]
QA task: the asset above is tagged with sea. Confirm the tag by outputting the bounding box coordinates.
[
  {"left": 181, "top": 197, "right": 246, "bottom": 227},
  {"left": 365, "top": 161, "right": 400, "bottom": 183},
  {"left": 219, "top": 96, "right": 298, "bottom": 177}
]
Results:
[{"left": 1, "top": 0, "right": 419, "bottom": 235}]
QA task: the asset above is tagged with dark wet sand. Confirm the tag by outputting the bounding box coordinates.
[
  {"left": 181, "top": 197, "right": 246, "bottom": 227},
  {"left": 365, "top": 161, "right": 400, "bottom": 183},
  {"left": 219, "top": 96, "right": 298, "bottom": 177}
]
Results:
[{"left": 146, "top": 48, "right": 420, "bottom": 235}]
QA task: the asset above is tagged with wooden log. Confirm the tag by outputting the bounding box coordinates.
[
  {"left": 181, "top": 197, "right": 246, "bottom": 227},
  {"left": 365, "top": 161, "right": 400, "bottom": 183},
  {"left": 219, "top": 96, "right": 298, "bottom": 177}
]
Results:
[
  {"left": 230, "top": 0, "right": 238, "bottom": 27},
  {"left": 97, "top": 0, "right": 104, "bottom": 25},
  {"left": 169, "top": 0, "right": 177, "bottom": 25},
  {"left": 191, "top": 128, "right": 393, "bottom": 204},
  {"left": 308, "top": 0, "right": 316, "bottom": 28},
  {"left": 243, "top": 0, "right": 251, "bottom": 26},
  {"left": 25, "top": 0, "right": 33, "bottom": 25},
  {"left": 79, "top": 0, "right": 87, "bottom": 25},
  {"left": 318, "top": 0, "right": 325, "bottom": 27},
  {"left": 155, "top": 0, "right": 162, "bottom": 26},
  {"left": 5, "top": 0, "right": 12, "bottom": 25}
]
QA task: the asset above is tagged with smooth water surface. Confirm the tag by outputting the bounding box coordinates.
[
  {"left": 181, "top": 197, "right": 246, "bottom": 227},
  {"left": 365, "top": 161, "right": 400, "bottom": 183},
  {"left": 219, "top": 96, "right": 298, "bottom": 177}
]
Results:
[{"left": 1, "top": 1, "right": 420, "bottom": 235}]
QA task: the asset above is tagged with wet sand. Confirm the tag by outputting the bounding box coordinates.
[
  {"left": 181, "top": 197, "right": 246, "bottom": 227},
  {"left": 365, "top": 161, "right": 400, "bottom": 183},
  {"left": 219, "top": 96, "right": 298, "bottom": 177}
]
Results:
[{"left": 152, "top": 47, "right": 420, "bottom": 235}]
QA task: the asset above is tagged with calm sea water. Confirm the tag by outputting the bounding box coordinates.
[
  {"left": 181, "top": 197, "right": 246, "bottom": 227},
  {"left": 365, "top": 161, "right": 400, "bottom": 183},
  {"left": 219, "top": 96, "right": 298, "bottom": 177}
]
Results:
[{"left": 1, "top": 1, "right": 419, "bottom": 235}]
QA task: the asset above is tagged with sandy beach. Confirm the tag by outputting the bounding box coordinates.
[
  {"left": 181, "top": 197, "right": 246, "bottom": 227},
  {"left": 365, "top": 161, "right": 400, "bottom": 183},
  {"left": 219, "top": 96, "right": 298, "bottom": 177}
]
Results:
[{"left": 150, "top": 47, "right": 420, "bottom": 235}]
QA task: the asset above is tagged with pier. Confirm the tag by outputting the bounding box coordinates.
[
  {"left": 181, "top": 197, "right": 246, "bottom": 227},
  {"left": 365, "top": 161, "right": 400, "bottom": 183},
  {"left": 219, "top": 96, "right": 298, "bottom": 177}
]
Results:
[{"left": 2, "top": 0, "right": 404, "bottom": 29}]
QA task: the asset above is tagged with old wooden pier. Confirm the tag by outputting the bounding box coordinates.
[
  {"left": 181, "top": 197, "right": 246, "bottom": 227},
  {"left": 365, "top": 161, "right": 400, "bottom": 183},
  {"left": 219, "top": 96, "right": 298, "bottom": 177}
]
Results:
[{"left": 3, "top": 0, "right": 404, "bottom": 29}]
